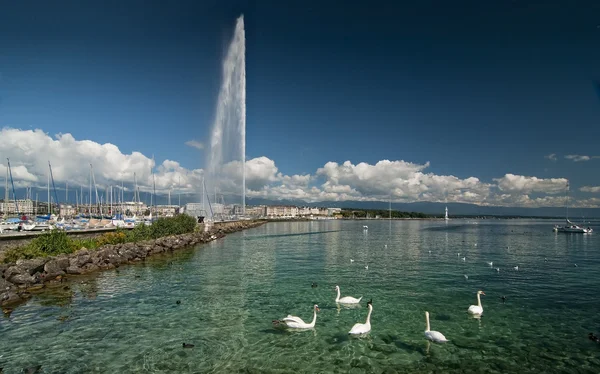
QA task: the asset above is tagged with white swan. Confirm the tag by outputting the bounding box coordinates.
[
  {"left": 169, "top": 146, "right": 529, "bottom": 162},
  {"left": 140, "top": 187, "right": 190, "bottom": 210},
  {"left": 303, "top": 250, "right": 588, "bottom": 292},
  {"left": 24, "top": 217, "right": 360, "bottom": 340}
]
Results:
[
  {"left": 335, "top": 285, "right": 362, "bottom": 304},
  {"left": 468, "top": 290, "right": 485, "bottom": 315},
  {"left": 424, "top": 311, "right": 448, "bottom": 343},
  {"left": 273, "top": 304, "right": 320, "bottom": 329},
  {"left": 487, "top": 261, "right": 493, "bottom": 267},
  {"left": 513, "top": 265, "right": 519, "bottom": 271},
  {"left": 461, "top": 257, "right": 466, "bottom": 262},
  {"left": 349, "top": 300, "right": 373, "bottom": 335}
]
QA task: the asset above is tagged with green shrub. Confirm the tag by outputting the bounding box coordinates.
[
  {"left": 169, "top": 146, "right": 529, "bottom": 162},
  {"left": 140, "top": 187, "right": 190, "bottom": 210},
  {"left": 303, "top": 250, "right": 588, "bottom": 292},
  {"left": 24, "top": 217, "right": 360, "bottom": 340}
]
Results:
[
  {"left": 126, "top": 223, "right": 152, "bottom": 242},
  {"left": 2, "top": 230, "right": 75, "bottom": 263},
  {"left": 3, "top": 246, "right": 47, "bottom": 263},
  {"left": 3, "top": 215, "right": 198, "bottom": 263},
  {"left": 147, "top": 214, "right": 197, "bottom": 239}
]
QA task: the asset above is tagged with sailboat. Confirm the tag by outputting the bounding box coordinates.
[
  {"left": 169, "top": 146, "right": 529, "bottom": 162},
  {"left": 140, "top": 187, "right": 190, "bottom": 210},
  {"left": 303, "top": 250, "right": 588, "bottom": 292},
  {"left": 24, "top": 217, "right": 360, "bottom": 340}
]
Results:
[
  {"left": 553, "top": 182, "right": 593, "bottom": 234},
  {"left": 444, "top": 206, "right": 449, "bottom": 221}
]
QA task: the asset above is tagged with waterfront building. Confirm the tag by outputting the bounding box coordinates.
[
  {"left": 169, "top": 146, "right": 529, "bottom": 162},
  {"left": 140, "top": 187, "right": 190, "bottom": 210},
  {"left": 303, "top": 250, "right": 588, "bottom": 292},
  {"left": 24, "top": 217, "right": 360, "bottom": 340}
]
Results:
[{"left": 0, "top": 199, "right": 36, "bottom": 215}]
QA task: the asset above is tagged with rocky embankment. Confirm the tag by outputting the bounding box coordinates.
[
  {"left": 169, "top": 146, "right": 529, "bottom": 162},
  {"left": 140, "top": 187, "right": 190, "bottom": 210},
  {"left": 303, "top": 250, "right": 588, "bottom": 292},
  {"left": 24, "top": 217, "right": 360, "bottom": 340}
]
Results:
[{"left": 0, "top": 220, "right": 265, "bottom": 307}]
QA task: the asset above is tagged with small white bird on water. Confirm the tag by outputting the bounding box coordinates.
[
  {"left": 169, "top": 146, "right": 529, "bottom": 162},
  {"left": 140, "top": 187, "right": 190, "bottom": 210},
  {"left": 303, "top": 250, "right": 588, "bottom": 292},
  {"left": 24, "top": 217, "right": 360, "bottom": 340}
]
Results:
[
  {"left": 424, "top": 311, "right": 449, "bottom": 343},
  {"left": 513, "top": 266, "right": 519, "bottom": 271},
  {"left": 457, "top": 253, "right": 460, "bottom": 257},
  {"left": 462, "top": 257, "right": 466, "bottom": 262},
  {"left": 487, "top": 261, "right": 493, "bottom": 267},
  {"left": 365, "top": 265, "right": 369, "bottom": 270},
  {"left": 350, "top": 259, "right": 354, "bottom": 263},
  {"left": 464, "top": 274, "right": 469, "bottom": 280},
  {"left": 495, "top": 267, "right": 500, "bottom": 272}
]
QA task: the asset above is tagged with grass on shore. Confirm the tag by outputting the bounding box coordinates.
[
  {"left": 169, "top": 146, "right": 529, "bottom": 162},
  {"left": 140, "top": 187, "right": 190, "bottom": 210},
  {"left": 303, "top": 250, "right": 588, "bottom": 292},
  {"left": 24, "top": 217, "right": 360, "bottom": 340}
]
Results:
[{"left": 2, "top": 214, "right": 198, "bottom": 264}]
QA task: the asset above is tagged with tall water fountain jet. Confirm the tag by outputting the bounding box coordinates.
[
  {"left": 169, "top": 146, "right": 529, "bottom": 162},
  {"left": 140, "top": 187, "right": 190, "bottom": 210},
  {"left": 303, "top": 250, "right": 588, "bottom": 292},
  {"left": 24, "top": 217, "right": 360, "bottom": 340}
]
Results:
[{"left": 205, "top": 15, "right": 246, "bottom": 219}]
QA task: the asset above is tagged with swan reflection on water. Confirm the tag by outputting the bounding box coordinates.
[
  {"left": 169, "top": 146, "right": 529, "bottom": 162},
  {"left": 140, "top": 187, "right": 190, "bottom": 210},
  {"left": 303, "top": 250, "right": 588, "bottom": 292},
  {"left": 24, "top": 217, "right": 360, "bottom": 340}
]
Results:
[{"left": 336, "top": 302, "right": 362, "bottom": 315}]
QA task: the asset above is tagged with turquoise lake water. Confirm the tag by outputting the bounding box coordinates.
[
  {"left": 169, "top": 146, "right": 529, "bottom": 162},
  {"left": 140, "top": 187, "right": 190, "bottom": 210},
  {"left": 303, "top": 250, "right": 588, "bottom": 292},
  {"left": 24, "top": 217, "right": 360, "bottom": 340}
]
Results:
[{"left": 1, "top": 219, "right": 599, "bottom": 373}]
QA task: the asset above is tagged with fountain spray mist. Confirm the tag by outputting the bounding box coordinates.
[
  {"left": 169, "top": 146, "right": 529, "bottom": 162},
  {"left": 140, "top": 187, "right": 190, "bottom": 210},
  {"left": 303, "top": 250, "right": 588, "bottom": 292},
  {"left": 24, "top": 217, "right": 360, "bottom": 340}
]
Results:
[{"left": 206, "top": 15, "right": 246, "bottom": 218}]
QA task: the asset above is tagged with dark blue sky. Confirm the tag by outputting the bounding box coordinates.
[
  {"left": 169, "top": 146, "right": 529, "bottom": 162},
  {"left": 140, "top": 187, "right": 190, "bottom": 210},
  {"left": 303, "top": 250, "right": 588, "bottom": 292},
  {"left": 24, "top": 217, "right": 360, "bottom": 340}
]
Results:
[{"left": 1, "top": 0, "right": 599, "bottom": 203}]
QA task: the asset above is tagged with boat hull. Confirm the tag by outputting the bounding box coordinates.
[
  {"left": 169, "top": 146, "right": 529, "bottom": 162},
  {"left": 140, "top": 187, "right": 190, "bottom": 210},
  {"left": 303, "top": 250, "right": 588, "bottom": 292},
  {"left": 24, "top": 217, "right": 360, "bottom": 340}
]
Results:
[{"left": 554, "top": 225, "right": 592, "bottom": 233}]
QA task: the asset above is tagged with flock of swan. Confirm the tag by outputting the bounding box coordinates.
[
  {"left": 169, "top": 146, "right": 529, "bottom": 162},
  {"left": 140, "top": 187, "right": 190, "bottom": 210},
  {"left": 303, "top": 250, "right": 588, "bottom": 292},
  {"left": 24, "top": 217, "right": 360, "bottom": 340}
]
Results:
[{"left": 273, "top": 285, "right": 487, "bottom": 342}]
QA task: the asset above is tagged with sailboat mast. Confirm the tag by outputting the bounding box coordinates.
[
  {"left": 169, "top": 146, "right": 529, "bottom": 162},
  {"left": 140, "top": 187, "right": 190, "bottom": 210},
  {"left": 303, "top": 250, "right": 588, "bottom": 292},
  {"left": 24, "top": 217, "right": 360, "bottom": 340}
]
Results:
[
  {"left": 89, "top": 165, "right": 92, "bottom": 216},
  {"left": 565, "top": 181, "right": 569, "bottom": 221},
  {"left": 90, "top": 164, "right": 101, "bottom": 216},
  {"left": 47, "top": 164, "right": 50, "bottom": 215},
  {"left": 133, "top": 172, "right": 138, "bottom": 215},
  {"left": 4, "top": 164, "right": 7, "bottom": 202},
  {"left": 6, "top": 158, "right": 20, "bottom": 215},
  {"left": 4, "top": 165, "right": 9, "bottom": 207}
]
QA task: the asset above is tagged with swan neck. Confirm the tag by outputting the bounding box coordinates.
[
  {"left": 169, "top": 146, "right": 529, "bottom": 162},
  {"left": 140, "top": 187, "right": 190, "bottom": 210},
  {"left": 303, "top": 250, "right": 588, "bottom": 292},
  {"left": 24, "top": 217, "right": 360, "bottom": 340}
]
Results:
[
  {"left": 425, "top": 313, "right": 431, "bottom": 332},
  {"left": 477, "top": 293, "right": 482, "bottom": 307},
  {"left": 335, "top": 288, "right": 340, "bottom": 302},
  {"left": 366, "top": 305, "right": 373, "bottom": 324},
  {"left": 310, "top": 308, "right": 317, "bottom": 326}
]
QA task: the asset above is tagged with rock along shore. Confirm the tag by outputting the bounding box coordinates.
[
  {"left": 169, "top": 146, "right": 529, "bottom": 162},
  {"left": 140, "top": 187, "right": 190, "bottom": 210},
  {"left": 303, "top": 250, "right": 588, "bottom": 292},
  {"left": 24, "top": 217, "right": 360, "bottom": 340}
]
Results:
[{"left": 0, "top": 220, "right": 266, "bottom": 308}]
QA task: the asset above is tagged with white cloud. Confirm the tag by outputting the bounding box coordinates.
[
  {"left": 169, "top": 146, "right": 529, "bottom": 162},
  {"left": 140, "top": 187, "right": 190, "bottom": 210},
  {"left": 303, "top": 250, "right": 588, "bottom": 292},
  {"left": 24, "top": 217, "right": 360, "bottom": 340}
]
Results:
[
  {"left": 314, "top": 159, "right": 492, "bottom": 204},
  {"left": 185, "top": 140, "right": 204, "bottom": 150},
  {"left": 580, "top": 186, "right": 600, "bottom": 193},
  {"left": 544, "top": 153, "right": 557, "bottom": 161},
  {"left": 565, "top": 154, "right": 591, "bottom": 162},
  {"left": 0, "top": 127, "right": 200, "bottom": 193},
  {"left": 493, "top": 174, "right": 567, "bottom": 195}
]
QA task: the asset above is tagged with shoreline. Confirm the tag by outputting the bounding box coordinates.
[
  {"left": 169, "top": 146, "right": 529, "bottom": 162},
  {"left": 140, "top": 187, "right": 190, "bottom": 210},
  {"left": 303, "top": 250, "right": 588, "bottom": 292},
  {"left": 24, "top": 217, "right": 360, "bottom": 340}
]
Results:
[{"left": 0, "top": 220, "right": 266, "bottom": 309}]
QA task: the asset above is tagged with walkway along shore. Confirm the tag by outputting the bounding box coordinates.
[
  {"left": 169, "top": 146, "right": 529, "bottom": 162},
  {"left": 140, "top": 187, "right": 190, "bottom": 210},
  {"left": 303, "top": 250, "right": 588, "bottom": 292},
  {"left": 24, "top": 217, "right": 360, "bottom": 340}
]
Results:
[{"left": 0, "top": 220, "right": 266, "bottom": 308}]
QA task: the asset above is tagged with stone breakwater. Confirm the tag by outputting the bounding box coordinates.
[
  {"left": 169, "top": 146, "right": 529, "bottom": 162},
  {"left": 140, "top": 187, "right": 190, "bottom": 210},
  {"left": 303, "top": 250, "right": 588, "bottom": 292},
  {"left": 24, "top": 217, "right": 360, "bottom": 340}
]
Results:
[{"left": 0, "top": 220, "right": 266, "bottom": 307}]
